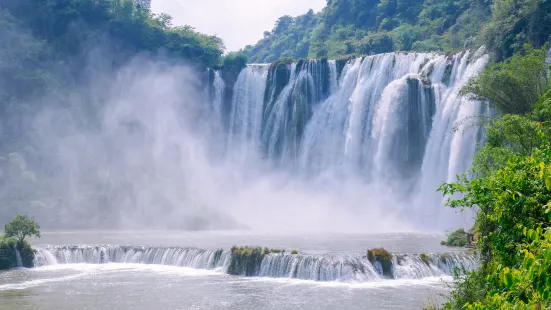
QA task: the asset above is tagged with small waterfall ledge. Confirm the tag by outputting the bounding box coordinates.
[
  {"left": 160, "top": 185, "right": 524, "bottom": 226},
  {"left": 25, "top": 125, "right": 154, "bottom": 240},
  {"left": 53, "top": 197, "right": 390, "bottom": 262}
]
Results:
[{"left": 34, "top": 245, "right": 476, "bottom": 283}]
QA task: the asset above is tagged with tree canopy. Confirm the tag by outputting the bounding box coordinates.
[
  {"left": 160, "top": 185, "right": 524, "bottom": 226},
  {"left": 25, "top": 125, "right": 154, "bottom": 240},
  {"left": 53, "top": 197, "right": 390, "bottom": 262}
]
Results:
[
  {"left": 242, "top": 0, "right": 551, "bottom": 62},
  {"left": 4, "top": 215, "right": 41, "bottom": 243}
]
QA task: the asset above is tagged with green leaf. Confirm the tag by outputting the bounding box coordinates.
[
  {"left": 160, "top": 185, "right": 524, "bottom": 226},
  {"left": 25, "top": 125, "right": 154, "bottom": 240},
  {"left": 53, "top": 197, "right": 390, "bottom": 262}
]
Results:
[{"left": 503, "top": 271, "right": 514, "bottom": 288}]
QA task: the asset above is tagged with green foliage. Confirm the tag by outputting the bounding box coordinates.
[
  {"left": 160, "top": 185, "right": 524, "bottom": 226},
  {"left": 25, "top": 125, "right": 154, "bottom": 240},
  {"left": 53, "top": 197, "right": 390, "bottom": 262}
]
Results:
[
  {"left": 472, "top": 115, "right": 549, "bottom": 176},
  {"left": 479, "top": 0, "right": 551, "bottom": 60},
  {"left": 460, "top": 46, "right": 549, "bottom": 114},
  {"left": 464, "top": 230, "right": 551, "bottom": 309},
  {"left": 367, "top": 248, "right": 393, "bottom": 277},
  {"left": 442, "top": 229, "right": 469, "bottom": 247},
  {"left": 440, "top": 48, "right": 551, "bottom": 306},
  {"left": 441, "top": 267, "right": 488, "bottom": 310},
  {"left": 220, "top": 52, "right": 248, "bottom": 87},
  {"left": 440, "top": 138, "right": 551, "bottom": 308},
  {"left": 4, "top": 215, "right": 41, "bottom": 243},
  {"left": 0, "top": 235, "right": 34, "bottom": 269},
  {"left": 291, "top": 249, "right": 299, "bottom": 255},
  {"left": 243, "top": 0, "right": 550, "bottom": 62},
  {"left": 243, "top": 0, "right": 494, "bottom": 62}
]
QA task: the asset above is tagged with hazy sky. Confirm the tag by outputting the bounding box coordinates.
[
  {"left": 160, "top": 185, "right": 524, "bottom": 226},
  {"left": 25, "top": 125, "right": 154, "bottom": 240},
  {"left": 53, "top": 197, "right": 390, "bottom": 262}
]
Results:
[{"left": 151, "top": 0, "right": 326, "bottom": 51}]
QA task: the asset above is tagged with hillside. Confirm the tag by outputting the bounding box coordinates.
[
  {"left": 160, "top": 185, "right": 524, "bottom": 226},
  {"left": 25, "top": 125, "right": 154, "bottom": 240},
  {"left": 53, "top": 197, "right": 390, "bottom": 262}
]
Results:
[{"left": 242, "top": 0, "right": 551, "bottom": 62}]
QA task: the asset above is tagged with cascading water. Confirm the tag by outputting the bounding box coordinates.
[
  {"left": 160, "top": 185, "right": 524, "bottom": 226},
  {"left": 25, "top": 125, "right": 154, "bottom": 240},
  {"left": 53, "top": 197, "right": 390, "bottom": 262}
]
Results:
[
  {"left": 218, "top": 50, "right": 489, "bottom": 230},
  {"left": 34, "top": 245, "right": 230, "bottom": 270},
  {"left": 34, "top": 245, "right": 475, "bottom": 283},
  {"left": 14, "top": 246, "right": 23, "bottom": 267}
]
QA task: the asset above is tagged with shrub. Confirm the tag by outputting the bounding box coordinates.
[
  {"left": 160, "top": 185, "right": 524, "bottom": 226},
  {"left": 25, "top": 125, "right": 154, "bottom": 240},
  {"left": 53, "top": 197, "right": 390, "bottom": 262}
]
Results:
[
  {"left": 460, "top": 46, "right": 549, "bottom": 115},
  {"left": 291, "top": 250, "right": 299, "bottom": 255},
  {"left": 442, "top": 229, "right": 469, "bottom": 247}
]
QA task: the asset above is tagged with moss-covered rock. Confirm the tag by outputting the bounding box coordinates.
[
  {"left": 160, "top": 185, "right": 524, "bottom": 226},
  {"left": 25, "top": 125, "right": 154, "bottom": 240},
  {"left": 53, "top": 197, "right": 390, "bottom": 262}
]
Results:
[
  {"left": 367, "top": 248, "right": 393, "bottom": 278},
  {"left": 226, "top": 246, "right": 284, "bottom": 276},
  {"left": 420, "top": 253, "right": 431, "bottom": 266},
  {"left": 0, "top": 237, "right": 35, "bottom": 270}
]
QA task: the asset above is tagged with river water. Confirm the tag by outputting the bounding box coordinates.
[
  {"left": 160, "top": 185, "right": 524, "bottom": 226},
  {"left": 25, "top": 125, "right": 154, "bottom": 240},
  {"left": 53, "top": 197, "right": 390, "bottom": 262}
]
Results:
[{"left": 0, "top": 231, "right": 465, "bottom": 309}]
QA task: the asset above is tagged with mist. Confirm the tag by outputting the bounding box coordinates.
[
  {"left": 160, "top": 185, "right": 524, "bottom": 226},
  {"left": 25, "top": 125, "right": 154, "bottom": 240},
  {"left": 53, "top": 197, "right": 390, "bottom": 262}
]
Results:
[
  {"left": 0, "top": 11, "right": 486, "bottom": 234},
  {"left": 0, "top": 37, "right": 418, "bottom": 233}
]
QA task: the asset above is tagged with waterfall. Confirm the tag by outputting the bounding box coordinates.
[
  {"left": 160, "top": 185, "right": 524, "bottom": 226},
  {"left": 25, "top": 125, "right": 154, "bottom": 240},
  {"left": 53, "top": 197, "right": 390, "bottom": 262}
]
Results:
[
  {"left": 227, "top": 64, "right": 269, "bottom": 160},
  {"left": 34, "top": 245, "right": 230, "bottom": 270},
  {"left": 212, "top": 71, "right": 225, "bottom": 124},
  {"left": 211, "top": 50, "right": 489, "bottom": 229},
  {"left": 413, "top": 50, "right": 489, "bottom": 226},
  {"left": 34, "top": 245, "right": 475, "bottom": 283},
  {"left": 14, "top": 246, "right": 23, "bottom": 267},
  {"left": 252, "top": 252, "right": 474, "bottom": 281}
]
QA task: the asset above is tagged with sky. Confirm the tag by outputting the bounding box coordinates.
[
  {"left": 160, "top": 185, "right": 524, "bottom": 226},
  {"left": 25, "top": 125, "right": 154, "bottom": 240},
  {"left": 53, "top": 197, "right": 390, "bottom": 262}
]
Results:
[{"left": 151, "top": 0, "right": 326, "bottom": 51}]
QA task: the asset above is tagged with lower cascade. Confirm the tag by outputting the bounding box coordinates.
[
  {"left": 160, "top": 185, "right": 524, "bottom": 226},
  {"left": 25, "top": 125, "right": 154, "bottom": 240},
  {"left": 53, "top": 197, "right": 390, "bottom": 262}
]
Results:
[{"left": 34, "top": 245, "right": 476, "bottom": 282}]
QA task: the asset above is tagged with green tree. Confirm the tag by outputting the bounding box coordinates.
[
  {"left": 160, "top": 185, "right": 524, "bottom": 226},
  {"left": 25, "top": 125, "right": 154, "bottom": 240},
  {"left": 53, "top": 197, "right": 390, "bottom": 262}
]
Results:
[
  {"left": 4, "top": 215, "right": 41, "bottom": 244},
  {"left": 460, "top": 46, "right": 549, "bottom": 115}
]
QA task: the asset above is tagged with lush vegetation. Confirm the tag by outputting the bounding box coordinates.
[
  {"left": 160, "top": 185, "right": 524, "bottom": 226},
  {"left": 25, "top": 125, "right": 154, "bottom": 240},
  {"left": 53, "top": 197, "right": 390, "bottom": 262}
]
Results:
[
  {"left": 441, "top": 229, "right": 470, "bottom": 247},
  {"left": 242, "top": 0, "right": 550, "bottom": 62},
  {"left": 4, "top": 214, "right": 41, "bottom": 244},
  {"left": 0, "top": 215, "right": 40, "bottom": 270},
  {"left": 436, "top": 46, "right": 551, "bottom": 309}
]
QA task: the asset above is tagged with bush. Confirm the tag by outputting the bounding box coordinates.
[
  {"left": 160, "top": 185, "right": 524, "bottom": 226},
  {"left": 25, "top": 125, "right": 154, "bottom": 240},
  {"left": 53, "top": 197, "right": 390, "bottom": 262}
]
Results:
[
  {"left": 460, "top": 46, "right": 549, "bottom": 115},
  {"left": 441, "top": 267, "right": 487, "bottom": 310},
  {"left": 439, "top": 139, "right": 551, "bottom": 308},
  {"left": 291, "top": 249, "right": 299, "bottom": 255},
  {"left": 442, "top": 229, "right": 469, "bottom": 247}
]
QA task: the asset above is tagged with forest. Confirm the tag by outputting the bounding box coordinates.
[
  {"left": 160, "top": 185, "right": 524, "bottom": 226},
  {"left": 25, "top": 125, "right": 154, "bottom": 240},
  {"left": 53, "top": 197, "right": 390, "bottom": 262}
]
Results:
[{"left": 243, "top": 0, "right": 551, "bottom": 63}]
